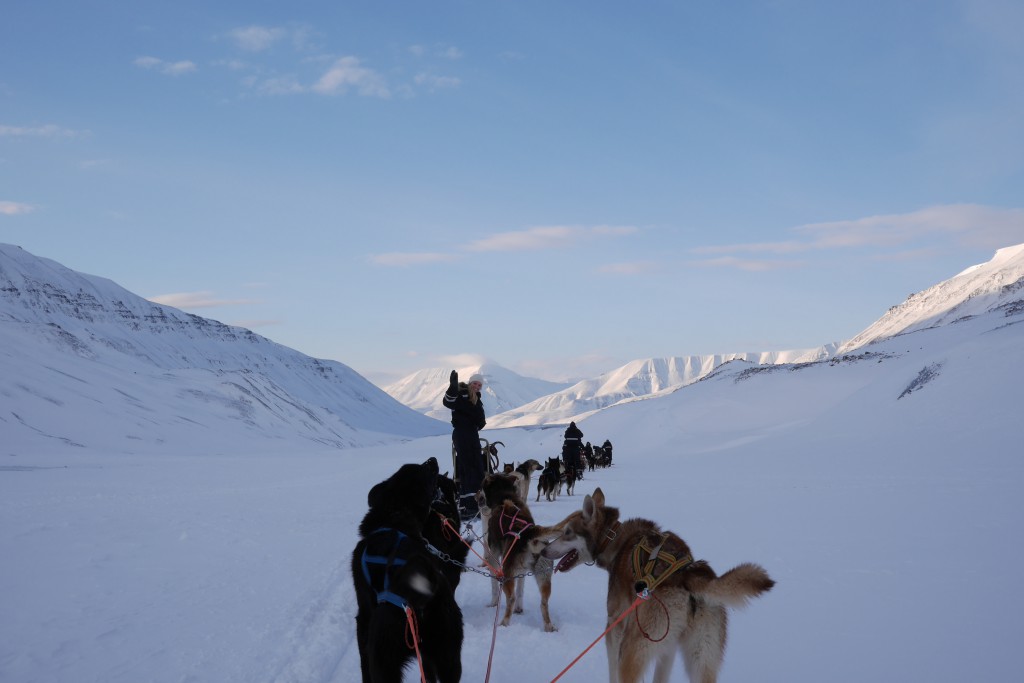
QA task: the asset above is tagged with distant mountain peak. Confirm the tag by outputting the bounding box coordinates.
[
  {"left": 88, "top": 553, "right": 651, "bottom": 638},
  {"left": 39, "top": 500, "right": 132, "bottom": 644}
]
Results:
[{"left": 384, "top": 363, "right": 570, "bottom": 422}]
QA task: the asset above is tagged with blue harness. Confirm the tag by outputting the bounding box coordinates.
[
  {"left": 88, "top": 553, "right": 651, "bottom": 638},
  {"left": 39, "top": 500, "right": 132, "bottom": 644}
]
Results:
[{"left": 360, "top": 528, "right": 411, "bottom": 609}]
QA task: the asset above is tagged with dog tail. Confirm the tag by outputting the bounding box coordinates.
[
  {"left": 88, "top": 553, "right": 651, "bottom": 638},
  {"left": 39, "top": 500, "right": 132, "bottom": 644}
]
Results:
[{"left": 697, "top": 562, "right": 775, "bottom": 608}]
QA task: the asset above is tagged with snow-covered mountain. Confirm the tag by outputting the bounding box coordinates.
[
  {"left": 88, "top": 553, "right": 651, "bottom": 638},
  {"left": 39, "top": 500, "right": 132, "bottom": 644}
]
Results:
[
  {"left": 489, "top": 245, "right": 1024, "bottom": 427},
  {"left": 6, "top": 241, "right": 1023, "bottom": 456},
  {"left": 838, "top": 243, "right": 1024, "bottom": 353},
  {"left": 0, "top": 243, "right": 447, "bottom": 454},
  {"left": 484, "top": 346, "right": 838, "bottom": 427},
  {"left": 383, "top": 362, "right": 570, "bottom": 422}
]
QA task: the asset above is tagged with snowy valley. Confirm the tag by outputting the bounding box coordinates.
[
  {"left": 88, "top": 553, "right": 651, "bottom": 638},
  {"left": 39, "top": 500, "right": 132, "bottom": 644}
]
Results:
[{"left": 2, "top": 242, "right": 1023, "bottom": 682}]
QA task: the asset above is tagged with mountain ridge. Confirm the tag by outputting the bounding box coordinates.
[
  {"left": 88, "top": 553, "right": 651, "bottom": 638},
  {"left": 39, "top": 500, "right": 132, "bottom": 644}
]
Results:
[
  {"left": 838, "top": 243, "right": 1024, "bottom": 353},
  {"left": 1, "top": 243, "right": 447, "bottom": 455},
  {"left": 4, "top": 241, "right": 1023, "bottom": 454}
]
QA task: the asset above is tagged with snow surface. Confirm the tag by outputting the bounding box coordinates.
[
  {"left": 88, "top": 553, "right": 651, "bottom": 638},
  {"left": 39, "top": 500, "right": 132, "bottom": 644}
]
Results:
[
  {"left": 3, "top": 244, "right": 1024, "bottom": 682},
  {"left": 3, "top": 308, "right": 1023, "bottom": 682}
]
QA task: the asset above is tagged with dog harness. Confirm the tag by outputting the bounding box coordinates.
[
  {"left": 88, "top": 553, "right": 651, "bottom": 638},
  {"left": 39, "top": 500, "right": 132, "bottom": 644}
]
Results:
[
  {"left": 360, "top": 528, "right": 413, "bottom": 609},
  {"left": 499, "top": 504, "right": 533, "bottom": 538},
  {"left": 631, "top": 531, "right": 693, "bottom": 596}
]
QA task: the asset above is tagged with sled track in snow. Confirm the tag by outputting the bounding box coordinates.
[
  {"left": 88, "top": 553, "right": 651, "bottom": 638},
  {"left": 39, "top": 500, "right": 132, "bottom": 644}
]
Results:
[{"left": 268, "top": 558, "right": 360, "bottom": 683}]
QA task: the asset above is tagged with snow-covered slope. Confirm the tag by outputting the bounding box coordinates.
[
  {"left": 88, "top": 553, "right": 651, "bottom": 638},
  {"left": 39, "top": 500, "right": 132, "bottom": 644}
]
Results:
[
  {"left": 839, "top": 243, "right": 1024, "bottom": 353},
  {"left": 0, "top": 243, "right": 447, "bottom": 454},
  {"left": 384, "top": 362, "right": 570, "bottom": 422},
  {"left": 486, "top": 346, "right": 837, "bottom": 427}
]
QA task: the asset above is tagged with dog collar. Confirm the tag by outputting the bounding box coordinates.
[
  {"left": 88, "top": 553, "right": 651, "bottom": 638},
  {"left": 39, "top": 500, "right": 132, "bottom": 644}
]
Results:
[{"left": 596, "top": 519, "right": 621, "bottom": 556}]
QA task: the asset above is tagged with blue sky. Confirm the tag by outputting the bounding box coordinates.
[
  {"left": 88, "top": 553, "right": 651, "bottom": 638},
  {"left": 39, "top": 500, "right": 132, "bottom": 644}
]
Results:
[{"left": 3, "top": 1, "right": 1023, "bottom": 384}]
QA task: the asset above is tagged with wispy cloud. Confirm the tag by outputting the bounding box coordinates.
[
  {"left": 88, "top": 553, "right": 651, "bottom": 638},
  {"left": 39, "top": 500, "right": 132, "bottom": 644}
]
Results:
[
  {"left": 436, "top": 353, "right": 491, "bottom": 369},
  {"left": 217, "top": 30, "right": 459, "bottom": 99},
  {"left": 0, "top": 123, "right": 82, "bottom": 138},
  {"left": 408, "top": 44, "right": 463, "bottom": 60},
  {"left": 251, "top": 75, "right": 306, "bottom": 95},
  {"left": 228, "top": 26, "right": 286, "bottom": 52},
  {"left": 0, "top": 201, "right": 35, "bottom": 215},
  {"left": 466, "top": 225, "right": 636, "bottom": 252},
  {"left": 414, "top": 73, "right": 461, "bottom": 90},
  {"left": 241, "top": 57, "right": 392, "bottom": 98},
  {"left": 794, "top": 204, "right": 1024, "bottom": 250},
  {"left": 226, "top": 24, "right": 315, "bottom": 53},
  {"left": 148, "top": 291, "right": 260, "bottom": 309},
  {"left": 370, "top": 225, "right": 636, "bottom": 267},
  {"left": 693, "top": 205, "right": 1024, "bottom": 262},
  {"left": 134, "top": 56, "right": 197, "bottom": 76},
  {"left": 312, "top": 56, "right": 390, "bottom": 97},
  {"left": 368, "top": 252, "right": 461, "bottom": 267}
]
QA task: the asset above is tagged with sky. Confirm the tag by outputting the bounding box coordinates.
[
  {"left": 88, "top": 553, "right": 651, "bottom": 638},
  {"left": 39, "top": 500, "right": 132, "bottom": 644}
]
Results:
[
  {"left": 3, "top": 0, "right": 1024, "bottom": 384},
  {"left": 3, "top": 300, "right": 1022, "bottom": 682}
]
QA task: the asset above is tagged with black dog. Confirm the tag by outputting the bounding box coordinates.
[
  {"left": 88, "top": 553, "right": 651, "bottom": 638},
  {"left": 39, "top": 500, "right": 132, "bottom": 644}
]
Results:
[
  {"left": 536, "top": 457, "right": 562, "bottom": 502},
  {"left": 351, "top": 457, "right": 463, "bottom": 683},
  {"left": 422, "top": 470, "right": 468, "bottom": 593}
]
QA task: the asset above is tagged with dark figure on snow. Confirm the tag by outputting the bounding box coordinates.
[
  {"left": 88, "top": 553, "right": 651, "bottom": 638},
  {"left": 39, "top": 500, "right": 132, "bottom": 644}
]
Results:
[
  {"left": 602, "top": 438, "right": 613, "bottom": 465},
  {"left": 562, "top": 421, "right": 585, "bottom": 480},
  {"left": 443, "top": 370, "right": 486, "bottom": 518}
]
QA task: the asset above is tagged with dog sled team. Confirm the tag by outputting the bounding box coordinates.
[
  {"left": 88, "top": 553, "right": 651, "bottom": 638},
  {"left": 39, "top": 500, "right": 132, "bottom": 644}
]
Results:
[{"left": 351, "top": 370, "right": 775, "bottom": 682}]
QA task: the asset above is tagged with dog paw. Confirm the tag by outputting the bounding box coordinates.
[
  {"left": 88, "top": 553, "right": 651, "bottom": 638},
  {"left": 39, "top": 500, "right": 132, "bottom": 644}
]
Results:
[
  {"left": 544, "top": 623, "right": 558, "bottom": 632},
  {"left": 514, "top": 606, "right": 524, "bottom": 614}
]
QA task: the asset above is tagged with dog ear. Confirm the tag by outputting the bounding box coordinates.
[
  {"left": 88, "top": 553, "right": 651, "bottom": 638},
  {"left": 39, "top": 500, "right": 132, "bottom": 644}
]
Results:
[
  {"left": 367, "top": 479, "right": 390, "bottom": 508},
  {"left": 585, "top": 485, "right": 606, "bottom": 518},
  {"left": 582, "top": 493, "right": 596, "bottom": 521}
]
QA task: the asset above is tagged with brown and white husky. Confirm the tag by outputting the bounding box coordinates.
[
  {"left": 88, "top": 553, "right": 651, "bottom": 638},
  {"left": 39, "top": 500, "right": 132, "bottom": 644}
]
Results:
[{"left": 542, "top": 488, "right": 774, "bottom": 683}]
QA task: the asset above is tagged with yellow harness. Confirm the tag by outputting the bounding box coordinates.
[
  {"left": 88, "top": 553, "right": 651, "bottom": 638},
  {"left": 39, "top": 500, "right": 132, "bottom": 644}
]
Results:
[{"left": 630, "top": 531, "right": 693, "bottom": 597}]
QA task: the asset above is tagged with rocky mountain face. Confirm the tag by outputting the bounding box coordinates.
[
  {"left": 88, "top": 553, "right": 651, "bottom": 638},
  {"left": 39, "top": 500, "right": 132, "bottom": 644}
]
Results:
[{"left": 1, "top": 243, "right": 446, "bottom": 455}]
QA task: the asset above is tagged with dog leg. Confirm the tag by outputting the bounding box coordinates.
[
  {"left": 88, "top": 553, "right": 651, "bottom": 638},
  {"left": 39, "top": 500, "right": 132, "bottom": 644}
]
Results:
[
  {"left": 651, "top": 651, "right": 676, "bottom": 683},
  {"left": 500, "top": 577, "right": 517, "bottom": 626},
  {"left": 606, "top": 620, "right": 623, "bottom": 683},
  {"left": 617, "top": 638, "right": 654, "bottom": 683},
  {"left": 681, "top": 602, "right": 726, "bottom": 683},
  {"left": 488, "top": 576, "right": 500, "bottom": 607},
  {"left": 536, "top": 574, "right": 556, "bottom": 632},
  {"left": 485, "top": 546, "right": 500, "bottom": 607},
  {"left": 514, "top": 576, "right": 525, "bottom": 613}
]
